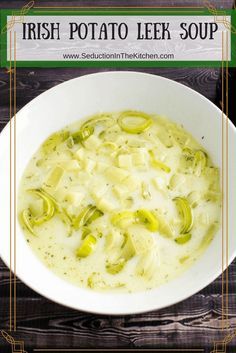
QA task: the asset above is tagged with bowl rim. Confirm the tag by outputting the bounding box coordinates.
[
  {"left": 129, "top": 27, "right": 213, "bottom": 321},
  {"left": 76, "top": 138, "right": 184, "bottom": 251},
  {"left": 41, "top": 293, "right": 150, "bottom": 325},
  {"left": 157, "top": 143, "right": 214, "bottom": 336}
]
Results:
[{"left": 0, "top": 70, "right": 235, "bottom": 315}]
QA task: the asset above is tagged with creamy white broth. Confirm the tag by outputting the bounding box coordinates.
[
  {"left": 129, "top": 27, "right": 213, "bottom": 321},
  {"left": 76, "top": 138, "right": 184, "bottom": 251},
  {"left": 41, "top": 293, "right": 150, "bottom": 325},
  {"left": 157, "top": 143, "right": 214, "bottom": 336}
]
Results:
[{"left": 18, "top": 111, "right": 221, "bottom": 292}]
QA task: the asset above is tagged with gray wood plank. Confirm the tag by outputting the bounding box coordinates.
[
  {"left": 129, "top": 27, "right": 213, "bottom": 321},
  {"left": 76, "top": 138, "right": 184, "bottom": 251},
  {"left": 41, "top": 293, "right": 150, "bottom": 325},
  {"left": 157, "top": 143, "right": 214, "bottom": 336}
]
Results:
[
  {"left": 0, "top": 294, "right": 235, "bottom": 349},
  {"left": 0, "top": 0, "right": 234, "bottom": 9}
]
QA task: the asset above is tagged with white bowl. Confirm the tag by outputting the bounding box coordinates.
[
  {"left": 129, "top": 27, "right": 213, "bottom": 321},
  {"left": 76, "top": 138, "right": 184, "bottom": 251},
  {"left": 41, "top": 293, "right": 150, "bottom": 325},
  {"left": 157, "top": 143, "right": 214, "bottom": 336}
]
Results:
[{"left": 0, "top": 72, "right": 235, "bottom": 315}]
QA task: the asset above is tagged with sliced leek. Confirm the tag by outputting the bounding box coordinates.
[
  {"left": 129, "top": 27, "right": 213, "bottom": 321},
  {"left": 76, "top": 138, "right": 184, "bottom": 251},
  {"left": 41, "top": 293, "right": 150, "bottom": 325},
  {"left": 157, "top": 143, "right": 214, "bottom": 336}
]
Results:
[
  {"left": 28, "top": 189, "right": 55, "bottom": 225},
  {"left": 193, "top": 150, "right": 207, "bottom": 176},
  {"left": 99, "top": 141, "right": 118, "bottom": 154},
  {"left": 106, "top": 258, "right": 126, "bottom": 274},
  {"left": 42, "top": 131, "right": 69, "bottom": 154},
  {"left": 73, "top": 205, "right": 103, "bottom": 230},
  {"left": 149, "top": 150, "right": 171, "bottom": 173},
  {"left": 174, "top": 197, "right": 193, "bottom": 234},
  {"left": 111, "top": 211, "right": 135, "bottom": 228},
  {"left": 175, "top": 233, "right": 191, "bottom": 244},
  {"left": 141, "top": 182, "right": 151, "bottom": 200},
  {"left": 118, "top": 111, "right": 152, "bottom": 134},
  {"left": 20, "top": 209, "right": 36, "bottom": 236},
  {"left": 28, "top": 188, "right": 72, "bottom": 235},
  {"left": 120, "top": 233, "right": 136, "bottom": 260},
  {"left": 74, "top": 205, "right": 95, "bottom": 229},
  {"left": 44, "top": 166, "right": 64, "bottom": 189},
  {"left": 66, "top": 136, "right": 74, "bottom": 148},
  {"left": 105, "top": 230, "right": 124, "bottom": 250},
  {"left": 72, "top": 126, "right": 94, "bottom": 144},
  {"left": 81, "top": 227, "right": 91, "bottom": 240},
  {"left": 86, "top": 208, "right": 103, "bottom": 225},
  {"left": 135, "top": 209, "right": 159, "bottom": 232},
  {"left": 81, "top": 113, "right": 114, "bottom": 130},
  {"left": 76, "top": 234, "right": 97, "bottom": 257}
]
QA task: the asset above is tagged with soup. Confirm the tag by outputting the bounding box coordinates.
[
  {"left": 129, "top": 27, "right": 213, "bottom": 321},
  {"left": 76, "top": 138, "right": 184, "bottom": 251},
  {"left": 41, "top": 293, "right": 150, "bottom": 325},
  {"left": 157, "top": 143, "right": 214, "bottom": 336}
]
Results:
[{"left": 18, "top": 111, "right": 221, "bottom": 292}]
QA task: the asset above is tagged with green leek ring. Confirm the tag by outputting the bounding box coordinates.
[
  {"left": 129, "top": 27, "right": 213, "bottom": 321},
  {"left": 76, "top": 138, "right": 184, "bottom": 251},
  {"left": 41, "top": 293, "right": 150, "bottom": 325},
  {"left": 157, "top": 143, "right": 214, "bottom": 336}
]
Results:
[
  {"left": 118, "top": 111, "right": 152, "bottom": 134},
  {"left": 28, "top": 189, "right": 55, "bottom": 225},
  {"left": 174, "top": 197, "right": 193, "bottom": 234}
]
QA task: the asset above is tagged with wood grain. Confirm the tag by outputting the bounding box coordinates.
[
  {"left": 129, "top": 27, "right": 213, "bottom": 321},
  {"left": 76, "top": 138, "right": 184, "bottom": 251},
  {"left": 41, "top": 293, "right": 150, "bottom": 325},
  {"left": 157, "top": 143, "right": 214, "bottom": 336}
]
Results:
[
  {"left": 0, "top": 291, "right": 235, "bottom": 349},
  {"left": 0, "top": 0, "right": 234, "bottom": 9}
]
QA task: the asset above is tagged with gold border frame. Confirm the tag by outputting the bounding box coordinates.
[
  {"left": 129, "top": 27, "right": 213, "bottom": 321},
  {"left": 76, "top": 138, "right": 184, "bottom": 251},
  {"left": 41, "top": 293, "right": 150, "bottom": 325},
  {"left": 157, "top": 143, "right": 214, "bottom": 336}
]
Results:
[
  {"left": 1, "top": 1, "right": 234, "bottom": 352},
  {"left": 8, "top": 29, "right": 17, "bottom": 334}
]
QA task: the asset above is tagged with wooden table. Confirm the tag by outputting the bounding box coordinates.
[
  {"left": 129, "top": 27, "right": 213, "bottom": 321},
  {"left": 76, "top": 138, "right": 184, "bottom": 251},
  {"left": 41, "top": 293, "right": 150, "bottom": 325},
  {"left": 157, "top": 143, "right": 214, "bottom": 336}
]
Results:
[{"left": 0, "top": 1, "right": 235, "bottom": 352}]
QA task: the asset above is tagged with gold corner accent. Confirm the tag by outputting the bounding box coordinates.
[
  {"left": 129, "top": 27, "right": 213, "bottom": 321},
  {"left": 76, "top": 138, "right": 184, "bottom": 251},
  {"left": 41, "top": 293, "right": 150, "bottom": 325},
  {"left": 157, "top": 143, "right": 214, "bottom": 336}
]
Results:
[
  {"left": 203, "top": 0, "right": 236, "bottom": 34},
  {"left": 5, "top": 68, "right": 15, "bottom": 74},
  {"left": 1, "top": 1, "right": 35, "bottom": 34},
  {"left": 210, "top": 330, "right": 236, "bottom": 353},
  {"left": 1, "top": 330, "right": 28, "bottom": 353}
]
